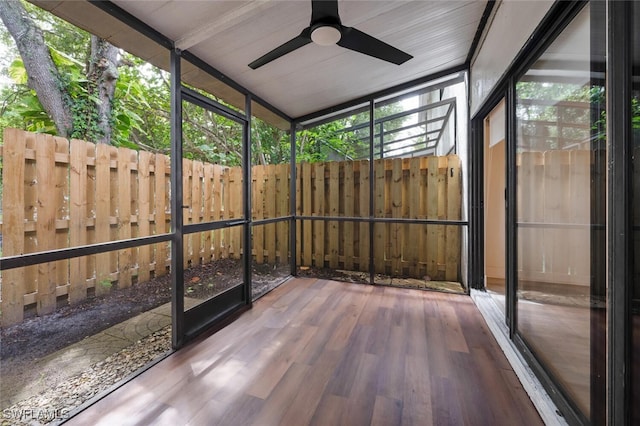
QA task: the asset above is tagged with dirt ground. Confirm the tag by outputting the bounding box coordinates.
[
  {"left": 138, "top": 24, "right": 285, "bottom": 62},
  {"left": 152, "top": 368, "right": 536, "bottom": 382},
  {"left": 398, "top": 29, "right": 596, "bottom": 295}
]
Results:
[
  {"left": 1, "top": 258, "right": 288, "bottom": 369},
  {"left": 296, "top": 266, "right": 466, "bottom": 293}
]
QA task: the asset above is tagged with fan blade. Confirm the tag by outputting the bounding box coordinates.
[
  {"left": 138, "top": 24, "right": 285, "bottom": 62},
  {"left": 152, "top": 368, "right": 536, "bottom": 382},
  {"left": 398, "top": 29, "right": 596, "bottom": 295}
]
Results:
[
  {"left": 337, "top": 26, "right": 412, "bottom": 65},
  {"left": 249, "top": 29, "right": 312, "bottom": 69},
  {"left": 311, "top": 0, "right": 340, "bottom": 25}
]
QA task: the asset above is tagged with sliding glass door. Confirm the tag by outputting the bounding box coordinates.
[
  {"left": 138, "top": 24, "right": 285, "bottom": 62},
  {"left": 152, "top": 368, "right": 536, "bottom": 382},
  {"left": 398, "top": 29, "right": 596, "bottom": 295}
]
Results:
[{"left": 513, "top": 4, "right": 606, "bottom": 422}]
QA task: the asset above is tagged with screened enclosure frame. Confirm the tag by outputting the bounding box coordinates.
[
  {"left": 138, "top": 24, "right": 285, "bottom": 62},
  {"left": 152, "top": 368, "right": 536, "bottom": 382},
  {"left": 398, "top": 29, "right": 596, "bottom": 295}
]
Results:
[
  {"left": 0, "top": 8, "right": 471, "bottom": 353},
  {"left": 292, "top": 68, "right": 469, "bottom": 287},
  {"left": 469, "top": 1, "right": 637, "bottom": 424}
]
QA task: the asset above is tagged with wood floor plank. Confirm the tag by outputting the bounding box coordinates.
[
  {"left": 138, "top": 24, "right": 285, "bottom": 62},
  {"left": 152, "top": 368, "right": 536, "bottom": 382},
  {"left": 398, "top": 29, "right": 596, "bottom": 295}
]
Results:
[
  {"left": 339, "top": 352, "right": 379, "bottom": 425},
  {"left": 437, "top": 300, "right": 470, "bottom": 353},
  {"left": 402, "top": 355, "right": 433, "bottom": 426},
  {"left": 67, "top": 278, "right": 543, "bottom": 426},
  {"left": 431, "top": 375, "right": 465, "bottom": 425},
  {"left": 376, "top": 325, "right": 406, "bottom": 399},
  {"left": 371, "top": 395, "right": 403, "bottom": 426},
  {"left": 309, "top": 394, "right": 348, "bottom": 426},
  {"left": 211, "top": 394, "right": 263, "bottom": 426},
  {"left": 324, "top": 324, "right": 373, "bottom": 397},
  {"left": 424, "top": 316, "right": 451, "bottom": 378},
  {"left": 251, "top": 362, "right": 310, "bottom": 426},
  {"left": 246, "top": 324, "right": 316, "bottom": 399},
  {"left": 279, "top": 350, "right": 341, "bottom": 425}
]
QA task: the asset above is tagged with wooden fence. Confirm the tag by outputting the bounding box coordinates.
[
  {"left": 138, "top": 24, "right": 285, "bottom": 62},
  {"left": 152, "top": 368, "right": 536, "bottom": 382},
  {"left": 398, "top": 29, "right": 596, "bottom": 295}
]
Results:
[
  {"left": 0, "top": 129, "right": 462, "bottom": 325},
  {"left": 296, "top": 156, "right": 462, "bottom": 280}
]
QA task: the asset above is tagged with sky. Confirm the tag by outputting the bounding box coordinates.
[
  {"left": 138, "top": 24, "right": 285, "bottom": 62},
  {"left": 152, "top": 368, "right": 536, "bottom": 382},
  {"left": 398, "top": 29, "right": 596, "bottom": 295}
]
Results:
[{"left": 0, "top": 28, "right": 16, "bottom": 91}]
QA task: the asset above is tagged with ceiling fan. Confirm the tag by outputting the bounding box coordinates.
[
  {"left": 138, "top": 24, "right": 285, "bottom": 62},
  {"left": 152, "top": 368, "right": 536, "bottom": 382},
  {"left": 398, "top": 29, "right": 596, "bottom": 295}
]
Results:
[{"left": 248, "top": 0, "right": 413, "bottom": 69}]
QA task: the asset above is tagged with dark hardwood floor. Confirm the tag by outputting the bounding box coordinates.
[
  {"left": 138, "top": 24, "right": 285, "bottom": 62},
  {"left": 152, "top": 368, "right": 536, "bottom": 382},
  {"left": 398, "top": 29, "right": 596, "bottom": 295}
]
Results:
[{"left": 67, "top": 278, "right": 542, "bottom": 426}]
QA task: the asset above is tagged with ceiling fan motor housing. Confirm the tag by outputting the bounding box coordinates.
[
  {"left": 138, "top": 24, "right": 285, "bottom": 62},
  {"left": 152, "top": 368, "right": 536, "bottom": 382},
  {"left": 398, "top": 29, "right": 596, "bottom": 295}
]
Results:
[{"left": 310, "top": 25, "right": 342, "bottom": 45}]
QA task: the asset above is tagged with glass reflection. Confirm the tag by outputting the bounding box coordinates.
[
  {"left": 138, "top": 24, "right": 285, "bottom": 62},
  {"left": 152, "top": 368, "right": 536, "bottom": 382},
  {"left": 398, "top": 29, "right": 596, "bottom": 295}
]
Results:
[
  {"left": 515, "top": 5, "right": 604, "bottom": 421},
  {"left": 484, "top": 100, "right": 506, "bottom": 313}
]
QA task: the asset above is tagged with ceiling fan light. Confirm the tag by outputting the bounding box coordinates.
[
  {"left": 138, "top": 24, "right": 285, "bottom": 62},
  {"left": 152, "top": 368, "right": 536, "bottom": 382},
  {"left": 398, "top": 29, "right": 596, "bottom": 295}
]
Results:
[{"left": 311, "top": 26, "right": 341, "bottom": 46}]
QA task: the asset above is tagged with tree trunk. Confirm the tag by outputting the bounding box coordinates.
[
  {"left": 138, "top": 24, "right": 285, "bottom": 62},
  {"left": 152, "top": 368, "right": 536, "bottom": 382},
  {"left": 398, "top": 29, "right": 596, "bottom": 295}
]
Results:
[
  {"left": 0, "top": 0, "right": 73, "bottom": 137},
  {"left": 88, "top": 36, "right": 119, "bottom": 145}
]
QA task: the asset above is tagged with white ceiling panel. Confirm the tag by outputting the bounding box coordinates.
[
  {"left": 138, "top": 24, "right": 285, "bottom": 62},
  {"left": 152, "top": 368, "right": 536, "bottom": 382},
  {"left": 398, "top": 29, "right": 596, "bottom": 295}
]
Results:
[{"left": 32, "top": 0, "right": 488, "bottom": 124}]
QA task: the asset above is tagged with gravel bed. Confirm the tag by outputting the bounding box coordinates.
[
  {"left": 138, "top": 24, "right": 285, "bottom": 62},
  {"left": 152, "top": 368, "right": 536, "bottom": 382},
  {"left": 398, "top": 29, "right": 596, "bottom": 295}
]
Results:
[{"left": 1, "top": 327, "right": 171, "bottom": 426}]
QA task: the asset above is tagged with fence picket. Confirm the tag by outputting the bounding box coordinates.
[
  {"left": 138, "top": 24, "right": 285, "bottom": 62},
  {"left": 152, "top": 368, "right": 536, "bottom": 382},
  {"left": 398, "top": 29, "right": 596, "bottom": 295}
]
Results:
[
  {"left": 302, "top": 163, "right": 312, "bottom": 266},
  {"left": 390, "top": 158, "right": 403, "bottom": 275},
  {"left": 35, "top": 134, "right": 57, "bottom": 315},
  {"left": 253, "top": 165, "right": 265, "bottom": 263},
  {"left": 191, "top": 160, "right": 203, "bottom": 266},
  {"left": 1, "top": 129, "right": 466, "bottom": 325},
  {"left": 358, "top": 160, "right": 370, "bottom": 272},
  {"left": 230, "top": 167, "right": 242, "bottom": 259},
  {"left": 24, "top": 132, "right": 38, "bottom": 299},
  {"left": 154, "top": 154, "right": 168, "bottom": 277},
  {"left": 265, "top": 164, "right": 277, "bottom": 263},
  {"left": 277, "top": 164, "right": 289, "bottom": 264},
  {"left": 446, "top": 156, "right": 461, "bottom": 281},
  {"left": 109, "top": 146, "right": 118, "bottom": 280},
  {"left": 426, "top": 156, "right": 439, "bottom": 279},
  {"left": 1, "top": 129, "right": 26, "bottom": 325},
  {"left": 374, "top": 159, "right": 385, "bottom": 274},
  {"left": 212, "top": 165, "right": 222, "bottom": 260},
  {"left": 137, "top": 151, "right": 152, "bottom": 282},
  {"left": 295, "top": 163, "right": 301, "bottom": 266},
  {"left": 408, "top": 158, "right": 421, "bottom": 277},
  {"left": 436, "top": 157, "right": 447, "bottom": 279},
  {"left": 313, "top": 163, "right": 325, "bottom": 268},
  {"left": 69, "top": 139, "right": 88, "bottom": 303},
  {"left": 54, "top": 137, "right": 70, "bottom": 299},
  {"left": 343, "top": 161, "right": 354, "bottom": 270},
  {"left": 328, "top": 161, "right": 339, "bottom": 268},
  {"left": 182, "top": 158, "right": 192, "bottom": 268},
  {"left": 95, "top": 143, "right": 111, "bottom": 296},
  {"left": 117, "top": 147, "right": 133, "bottom": 288},
  {"left": 203, "top": 163, "right": 214, "bottom": 263}
]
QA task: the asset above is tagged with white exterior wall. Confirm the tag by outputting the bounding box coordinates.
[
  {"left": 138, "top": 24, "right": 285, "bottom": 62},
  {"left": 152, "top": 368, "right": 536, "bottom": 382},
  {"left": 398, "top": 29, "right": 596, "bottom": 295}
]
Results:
[{"left": 470, "top": 0, "right": 554, "bottom": 117}]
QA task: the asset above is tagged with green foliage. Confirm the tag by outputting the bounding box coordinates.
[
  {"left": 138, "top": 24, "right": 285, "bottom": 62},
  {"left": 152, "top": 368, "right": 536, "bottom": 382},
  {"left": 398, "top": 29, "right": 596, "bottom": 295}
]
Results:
[
  {"left": 251, "top": 118, "right": 290, "bottom": 165},
  {"left": 98, "top": 280, "right": 113, "bottom": 290},
  {"left": 297, "top": 119, "right": 365, "bottom": 163},
  {"left": 0, "top": 1, "right": 404, "bottom": 166}
]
